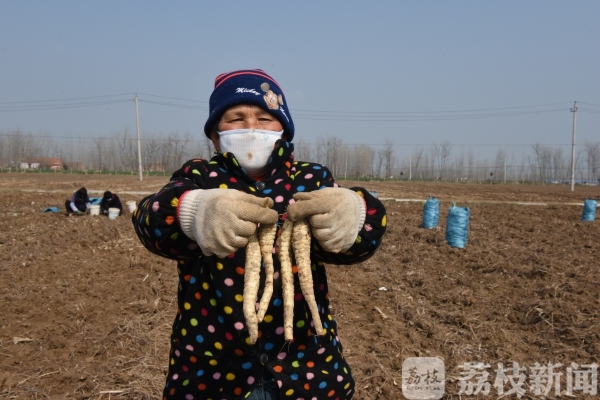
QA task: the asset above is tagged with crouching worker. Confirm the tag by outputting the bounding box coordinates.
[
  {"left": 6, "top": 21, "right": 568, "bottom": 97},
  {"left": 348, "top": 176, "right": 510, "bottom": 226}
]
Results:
[
  {"left": 100, "top": 191, "right": 123, "bottom": 216},
  {"left": 131, "top": 70, "right": 387, "bottom": 400},
  {"left": 65, "top": 187, "right": 90, "bottom": 216}
]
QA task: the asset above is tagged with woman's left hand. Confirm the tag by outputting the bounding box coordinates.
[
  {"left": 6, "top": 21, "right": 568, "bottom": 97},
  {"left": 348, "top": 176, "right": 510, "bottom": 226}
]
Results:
[{"left": 287, "top": 188, "right": 366, "bottom": 253}]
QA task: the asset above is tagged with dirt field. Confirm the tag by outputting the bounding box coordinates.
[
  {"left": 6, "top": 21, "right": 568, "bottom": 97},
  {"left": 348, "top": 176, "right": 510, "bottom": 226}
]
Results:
[{"left": 1, "top": 173, "right": 598, "bottom": 399}]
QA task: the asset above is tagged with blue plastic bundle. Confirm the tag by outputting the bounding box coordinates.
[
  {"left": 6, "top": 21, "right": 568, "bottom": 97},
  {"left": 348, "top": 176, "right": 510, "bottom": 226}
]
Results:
[
  {"left": 422, "top": 196, "right": 440, "bottom": 229},
  {"left": 581, "top": 199, "right": 597, "bottom": 222},
  {"left": 446, "top": 203, "right": 470, "bottom": 248},
  {"left": 89, "top": 197, "right": 103, "bottom": 205}
]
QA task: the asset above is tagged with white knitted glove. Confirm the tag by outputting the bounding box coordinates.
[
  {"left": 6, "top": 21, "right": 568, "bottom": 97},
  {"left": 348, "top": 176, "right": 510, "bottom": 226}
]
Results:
[
  {"left": 287, "top": 188, "right": 366, "bottom": 253},
  {"left": 178, "top": 189, "right": 279, "bottom": 258}
]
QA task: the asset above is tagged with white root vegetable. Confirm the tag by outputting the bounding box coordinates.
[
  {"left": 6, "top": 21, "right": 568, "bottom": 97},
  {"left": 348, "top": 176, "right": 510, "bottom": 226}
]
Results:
[
  {"left": 243, "top": 198, "right": 276, "bottom": 343},
  {"left": 256, "top": 222, "right": 277, "bottom": 323},
  {"left": 292, "top": 218, "right": 324, "bottom": 336},
  {"left": 244, "top": 213, "right": 324, "bottom": 344},
  {"left": 276, "top": 218, "right": 295, "bottom": 341},
  {"left": 243, "top": 232, "right": 261, "bottom": 344}
]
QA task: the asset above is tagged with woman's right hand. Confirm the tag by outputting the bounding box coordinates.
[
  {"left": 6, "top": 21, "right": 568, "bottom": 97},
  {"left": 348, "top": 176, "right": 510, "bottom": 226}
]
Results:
[{"left": 178, "top": 189, "right": 278, "bottom": 258}]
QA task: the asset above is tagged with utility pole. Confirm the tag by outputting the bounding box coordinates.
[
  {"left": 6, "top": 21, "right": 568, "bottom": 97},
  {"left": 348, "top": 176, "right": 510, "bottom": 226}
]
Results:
[
  {"left": 409, "top": 156, "right": 412, "bottom": 180},
  {"left": 570, "top": 101, "right": 577, "bottom": 191},
  {"left": 135, "top": 94, "right": 143, "bottom": 182}
]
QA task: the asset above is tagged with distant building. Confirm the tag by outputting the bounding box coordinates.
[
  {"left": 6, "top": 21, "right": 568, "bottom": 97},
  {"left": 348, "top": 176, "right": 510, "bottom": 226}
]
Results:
[
  {"left": 38, "top": 157, "right": 63, "bottom": 170},
  {"left": 19, "top": 158, "right": 64, "bottom": 170},
  {"left": 19, "top": 159, "right": 40, "bottom": 169}
]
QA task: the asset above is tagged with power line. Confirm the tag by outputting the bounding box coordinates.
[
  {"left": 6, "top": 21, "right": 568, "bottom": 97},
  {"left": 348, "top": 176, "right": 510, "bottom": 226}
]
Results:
[
  {"left": 0, "top": 92, "right": 208, "bottom": 106},
  {"left": 138, "top": 99, "right": 208, "bottom": 110},
  {"left": 293, "top": 108, "right": 567, "bottom": 122},
  {"left": 0, "top": 93, "right": 134, "bottom": 104},
  {"left": 578, "top": 101, "right": 600, "bottom": 108},
  {"left": 0, "top": 132, "right": 581, "bottom": 148},
  {"left": 0, "top": 93, "right": 595, "bottom": 128},
  {"left": 0, "top": 94, "right": 576, "bottom": 121},
  {"left": 136, "top": 92, "right": 208, "bottom": 104},
  {"left": 294, "top": 102, "right": 573, "bottom": 115},
  {"left": 0, "top": 99, "right": 131, "bottom": 112},
  {"left": 579, "top": 108, "right": 600, "bottom": 115}
]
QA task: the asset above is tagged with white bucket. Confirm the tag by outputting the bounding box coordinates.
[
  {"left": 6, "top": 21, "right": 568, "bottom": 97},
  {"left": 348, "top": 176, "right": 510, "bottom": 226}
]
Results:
[
  {"left": 89, "top": 205, "right": 100, "bottom": 216},
  {"left": 126, "top": 200, "right": 137, "bottom": 213},
  {"left": 108, "top": 207, "right": 120, "bottom": 220}
]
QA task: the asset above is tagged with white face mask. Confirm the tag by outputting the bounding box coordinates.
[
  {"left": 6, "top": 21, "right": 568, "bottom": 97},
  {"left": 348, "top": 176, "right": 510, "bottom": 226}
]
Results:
[{"left": 217, "top": 129, "right": 283, "bottom": 175}]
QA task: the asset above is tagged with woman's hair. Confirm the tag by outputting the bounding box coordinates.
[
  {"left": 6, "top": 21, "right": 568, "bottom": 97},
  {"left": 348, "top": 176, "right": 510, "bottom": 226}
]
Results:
[{"left": 77, "top": 187, "right": 87, "bottom": 197}]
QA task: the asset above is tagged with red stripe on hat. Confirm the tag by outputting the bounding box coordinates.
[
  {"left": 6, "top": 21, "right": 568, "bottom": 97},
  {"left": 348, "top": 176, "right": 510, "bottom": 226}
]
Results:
[
  {"left": 214, "top": 69, "right": 269, "bottom": 85},
  {"left": 214, "top": 69, "right": 281, "bottom": 90}
]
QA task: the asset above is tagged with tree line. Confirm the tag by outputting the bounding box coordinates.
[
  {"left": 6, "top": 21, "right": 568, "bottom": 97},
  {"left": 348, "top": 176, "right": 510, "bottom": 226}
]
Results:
[{"left": 0, "top": 128, "right": 598, "bottom": 184}]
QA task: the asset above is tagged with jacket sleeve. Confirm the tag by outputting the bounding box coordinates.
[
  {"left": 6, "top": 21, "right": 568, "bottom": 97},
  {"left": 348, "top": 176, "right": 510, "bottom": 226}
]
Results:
[
  {"left": 100, "top": 199, "right": 109, "bottom": 212},
  {"left": 309, "top": 168, "right": 387, "bottom": 265},
  {"left": 131, "top": 159, "right": 209, "bottom": 260},
  {"left": 113, "top": 196, "right": 123, "bottom": 211}
]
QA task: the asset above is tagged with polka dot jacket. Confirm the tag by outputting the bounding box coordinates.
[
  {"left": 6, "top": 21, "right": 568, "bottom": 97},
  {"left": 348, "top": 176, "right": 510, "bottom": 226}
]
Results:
[{"left": 132, "top": 140, "right": 387, "bottom": 400}]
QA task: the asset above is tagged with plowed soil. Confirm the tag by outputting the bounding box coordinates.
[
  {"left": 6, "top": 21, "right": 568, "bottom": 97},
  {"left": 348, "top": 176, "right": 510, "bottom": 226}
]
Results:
[{"left": 0, "top": 173, "right": 598, "bottom": 399}]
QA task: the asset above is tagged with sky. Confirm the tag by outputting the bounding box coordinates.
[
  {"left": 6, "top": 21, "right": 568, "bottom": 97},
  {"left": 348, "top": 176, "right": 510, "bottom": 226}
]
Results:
[{"left": 1, "top": 1, "right": 599, "bottom": 162}]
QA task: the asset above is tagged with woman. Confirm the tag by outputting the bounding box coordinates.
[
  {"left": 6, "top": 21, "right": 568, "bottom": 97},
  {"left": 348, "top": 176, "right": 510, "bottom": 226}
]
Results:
[
  {"left": 100, "top": 191, "right": 122, "bottom": 216},
  {"left": 65, "top": 187, "right": 90, "bottom": 216},
  {"left": 132, "top": 69, "right": 387, "bottom": 399}
]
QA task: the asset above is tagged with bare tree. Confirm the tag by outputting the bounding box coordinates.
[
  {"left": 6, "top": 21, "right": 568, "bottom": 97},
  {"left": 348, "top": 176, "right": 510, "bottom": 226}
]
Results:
[
  {"left": 584, "top": 141, "right": 600, "bottom": 183},
  {"left": 339, "top": 145, "right": 351, "bottom": 178},
  {"left": 143, "top": 133, "right": 161, "bottom": 172},
  {"left": 411, "top": 148, "right": 424, "bottom": 180},
  {"left": 35, "top": 133, "right": 54, "bottom": 160},
  {"left": 466, "top": 149, "right": 475, "bottom": 181},
  {"left": 93, "top": 137, "right": 105, "bottom": 171},
  {"left": 419, "top": 151, "right": 432, "bottom": 179},
  {"left": 551, "top": 148, "right": 565, "bottom": 182},
  {"left": 315, "top": 137, "right": 326, "bottom": 165},
  {"left": 104, "top": 137, "right": 118, "bottom": 172},
  {"left": 374, "top": 150, "right": 384, "bottom": 178},
  {"left": 454, "top": 148, "right": 466, "bottom": 181},
  {"left": 0, "top": 132, "right": 7, "bottom": 168},
  {"left": 531, "top": 143, "right": 553, "bottom": 183},
  {"left": 381, "top": 138, "right": 395, "bottom": 178},
  {"left": 294, "top": 139, "right": 313, "bottom": 162},
  {"left": 6, "top": 129, "right": 37, "bottom": 167},
  {"left": 188, "top": 134, "right": 214, "bottom": 161},
  {"left": 350, "top": 145, "right": 374, "bottom": 178},
  {"left": 116, "top": 127, "right": 137, "bottom": 172},
  {"left": 331, "top": 137, "right": 342, "bottom": 175},
  {"left": 62, "top": 139, "right": 74, "bottom": 171},
  {"left": 159, "top": 131, "right": 192, "bottom": 171},
  {"left": 161, "top": 132, "right": 176, "bottom": 171},
  {"left": 204, "top": 136, "right": 214, "bottom": 159},
  {"left": 428, "top": 147, "right": 436, "bottom": 180},
  {"left": 517, "top": 152, "right": 528, "bottom": 183},
  {"left": 319, "top": 136, "right": 343, "bottom": 176},
  {"left": 433, "top": 141, "right": 452, "bottom": 180},
  {"left": 476, "top": 158, "right": 490, "bottom": 183},
  {"left": 177, "top": 132, "right": 192, "bottom": 165},
  {"left": 493, "top": 149, "right": 507, "bottom": 183}
]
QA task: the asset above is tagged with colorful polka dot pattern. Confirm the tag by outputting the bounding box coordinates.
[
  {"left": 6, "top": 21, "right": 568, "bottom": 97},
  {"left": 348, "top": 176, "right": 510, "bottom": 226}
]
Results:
[{"left": 131, "top": 141, "right": 387, "bottom": 399}]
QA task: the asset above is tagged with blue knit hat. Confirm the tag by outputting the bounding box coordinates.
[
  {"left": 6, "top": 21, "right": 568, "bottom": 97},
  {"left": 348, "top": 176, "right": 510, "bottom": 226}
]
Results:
[{"left": 204, "top": 69, "right": 295, "bottom": 141}]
